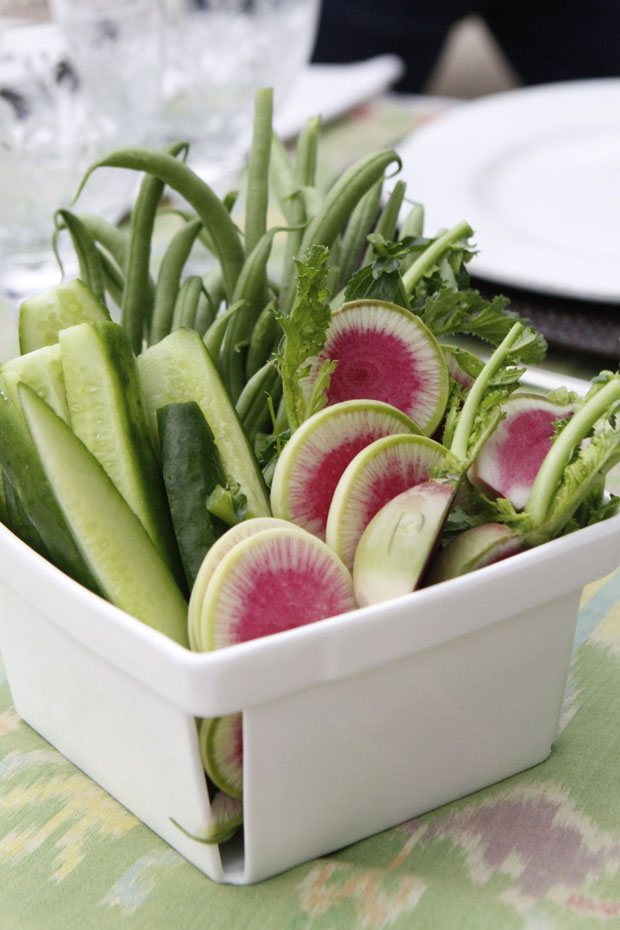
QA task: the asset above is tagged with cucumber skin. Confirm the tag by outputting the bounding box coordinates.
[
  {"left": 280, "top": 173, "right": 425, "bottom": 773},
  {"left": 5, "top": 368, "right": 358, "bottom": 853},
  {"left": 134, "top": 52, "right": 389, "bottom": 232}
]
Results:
[
  {"left": 138, "top": 328, "right": 271, "bottom": 519},
  {"left": 60, "top": 321, "right": 186, "bottom": 592},
  {"left": 1, "top": 466, "right": 50, "bottom": 560},
  {"left": 2, "top": 344, "right": 69, "bottom": 422},
  {"left": 158, "top": 402, "right": 229, "bottom": 590},
  {"left": 18, "top": 279, "right": 110, "bottom": 355},
  {"left": 18, "top": 384, "right": 189, "bottom": 646},
  {"left": 0, "top": 381, "right": 100, "bottom": 592}
]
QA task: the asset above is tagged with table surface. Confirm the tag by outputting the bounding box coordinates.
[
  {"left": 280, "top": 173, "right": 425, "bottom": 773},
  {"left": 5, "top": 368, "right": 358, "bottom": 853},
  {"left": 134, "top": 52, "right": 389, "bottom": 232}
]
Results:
[{"left": 2, "top": 88, "right": 620, "bottom": 930}]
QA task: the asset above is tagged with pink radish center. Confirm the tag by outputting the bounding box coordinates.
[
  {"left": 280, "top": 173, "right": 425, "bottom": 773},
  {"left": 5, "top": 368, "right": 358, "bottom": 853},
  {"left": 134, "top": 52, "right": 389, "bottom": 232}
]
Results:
[
  {"left": 359, "top": 456, "right": 433, "bottom": 525},
  {"left": 285, "top": 408, "right": 416, "bottom": 538},
  {"left": 210, "top": 532, "right": 356, "bottom": 648},
  {"left": 472, "top": 406, "right": 572, "bottom": 509},
  {"left": 301, "top": 430, "right": 382, "bottom": 537},
  {"left": 310, "top": 304, "right": 446, "bottom": 430},
  {"left": 323, "top": 327, "right": 422, "bottom": 413}
]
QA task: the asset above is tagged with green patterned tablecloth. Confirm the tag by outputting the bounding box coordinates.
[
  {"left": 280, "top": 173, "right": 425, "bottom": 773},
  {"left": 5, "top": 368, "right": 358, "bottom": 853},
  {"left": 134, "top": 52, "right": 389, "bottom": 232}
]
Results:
[
  {"left": 2, "top": 93, "right": 620, "bottom": 929},
  {"left": 3, "top": 570, "right": 620, "bottom": 930}
]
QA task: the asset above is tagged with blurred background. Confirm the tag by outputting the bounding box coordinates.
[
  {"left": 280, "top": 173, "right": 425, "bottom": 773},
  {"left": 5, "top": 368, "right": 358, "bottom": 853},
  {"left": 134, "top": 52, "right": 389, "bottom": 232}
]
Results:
[{"left": 1, "top": 0, "right": 519, "bottom": 100}]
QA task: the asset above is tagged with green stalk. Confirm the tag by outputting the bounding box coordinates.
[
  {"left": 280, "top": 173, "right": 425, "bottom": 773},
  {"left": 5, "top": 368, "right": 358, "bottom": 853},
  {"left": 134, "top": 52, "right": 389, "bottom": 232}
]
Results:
[
  {"left": 402, "top": 220, "right": 473, "bottom": 293},
  {"left": 450, "top": 322, "right": 524, "bottom": 463},
  {"left": 525, "top": 375, "right": 620, "bottom": 525}
]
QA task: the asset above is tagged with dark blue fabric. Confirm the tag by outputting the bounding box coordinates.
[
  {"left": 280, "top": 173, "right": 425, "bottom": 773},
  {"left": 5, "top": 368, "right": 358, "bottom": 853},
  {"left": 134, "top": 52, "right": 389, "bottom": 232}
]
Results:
[{"left": 311, "top": 0, "right": 620, "bottom": 92}]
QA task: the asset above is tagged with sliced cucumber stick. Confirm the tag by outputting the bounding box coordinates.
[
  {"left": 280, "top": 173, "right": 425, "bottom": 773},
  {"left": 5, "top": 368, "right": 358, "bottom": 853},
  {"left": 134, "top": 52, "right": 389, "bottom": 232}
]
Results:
[
  {"left": 18, "top": 279, "right": 110, "bottom": 354},
  {"left": 138, "top": 328, "right": 270, "bottom": 519},
  {"left": 2, "top": 343, "right": 69, "bottom": 421},
  {"left": 59, "top": 321, "right": 185, "bottom": 589},
  {"left": 0, "top": 379, "right": 98, "bottom": 591},
  {"left": 158, "top": 401, "right": 228, "bottom": 590},
  {"left": 18, "top": 384, "right": 189, "bottom": 646}
]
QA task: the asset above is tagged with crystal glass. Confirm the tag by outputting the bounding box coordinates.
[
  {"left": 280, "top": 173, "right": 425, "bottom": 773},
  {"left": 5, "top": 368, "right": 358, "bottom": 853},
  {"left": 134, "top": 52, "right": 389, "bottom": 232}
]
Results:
[
  {"left": 156, "top": 0, "right": 321, "bottom": 187},
  {"left": 0, "top": 14, "right": 150, "bottom": 303}
]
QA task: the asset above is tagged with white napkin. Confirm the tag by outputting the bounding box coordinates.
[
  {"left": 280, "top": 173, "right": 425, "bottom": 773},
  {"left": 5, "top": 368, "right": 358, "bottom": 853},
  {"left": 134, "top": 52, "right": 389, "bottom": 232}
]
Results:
[{"left": 274, "top": 54, "right": 405, "bottom": 140}]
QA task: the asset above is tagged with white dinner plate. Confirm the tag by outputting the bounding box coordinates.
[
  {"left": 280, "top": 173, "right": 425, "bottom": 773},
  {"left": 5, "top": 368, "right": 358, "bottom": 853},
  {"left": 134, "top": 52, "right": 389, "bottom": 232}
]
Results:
[{"left": 396, "top": 79, "right": 620, "bottom": 302}]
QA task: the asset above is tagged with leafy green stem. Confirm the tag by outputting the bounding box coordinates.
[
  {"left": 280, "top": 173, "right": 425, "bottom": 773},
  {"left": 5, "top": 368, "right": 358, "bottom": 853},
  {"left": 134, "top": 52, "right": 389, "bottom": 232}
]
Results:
[
  {"left": 402, "top": 220, "right": 473, "bottom": 294},
  {"left": 525, "top": 374, "right": 620, "bottom": 526},
  {"left": 450, "top": 322, "right": 526, "bottom": 463}
]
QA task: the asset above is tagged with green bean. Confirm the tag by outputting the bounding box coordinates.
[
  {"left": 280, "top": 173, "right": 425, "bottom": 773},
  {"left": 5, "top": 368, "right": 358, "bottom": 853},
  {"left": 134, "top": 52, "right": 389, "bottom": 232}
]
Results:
[
  {"left": 294, "top": 114, "right": 321, "bottom": 188},
  {"left": 54, "top": 209, "right": 106, "bottom": 303},
  {"left": 159, "top": 190, "right": 240, "bottom": 259},
  {"left": 245, "top": 300, "right": 278, "bottom": 379},
  {"left": 337, "top": 179, "right": 382, "bottom": 287},
  {"left": 77, "top": 213, "right": 130, "bottom": 270},
  {"left": 361, "top": 179, "right": 407, "bottom": 266},
  {"left": 222, "top": 190, "right": 240, "bottom": 214},
  {"left": 402, "top": 220, "right": 473, "bottom": 294},
  {"left": 400, "top": 202, "right": 425, "bottom": 239},
  {"left": 217, "top": 315, "right": 248, "bottom": 403},
  {"left": 202, "top": 300, "right": 247, "bottom": 361},
  {"left": 232, "top": 226, "right": 280, "bottom": 308},
  {"left": 221, "top": 226, "right": 282, "bottom": 401},
  {"left": 269, "top": 132, "right": 299, "bottom": 225},
  {"left": 236, "top": 360, "right": 281, "bottom": 445},
  {"left": 273, "top": 116, "right": 323, "bottom": 307},
  {"left": 270, "top": 132, "right": 310, "bottom": 311},
  {"left": 150, "top": 218, "right": 203, "bottom": 345},
  {"left": 98, "top": 248, "right": 125, "bottom": 309},
  {"left": 201, "top": 267, "right": 225, "bottom": 320},
  {"left": 397, "top": 203, "right": 426, "bottom": 275},
  {"left": 193, "top": 289, "right": 216, "bottom": 336},
  {"left": 244, "top": 87, "right": 273, "bottom": 258},
  {"left": 298, "top": 149, "right": 401, "bottom": 257},
  {"left": 171, "top": 275, "right": 203, "bottom": 331},
  {"left": 74, "top": 145, "right": 245, "bottom": 303},
  {"left": 121, "top": 142, "right": 188, "bottom": 353}
]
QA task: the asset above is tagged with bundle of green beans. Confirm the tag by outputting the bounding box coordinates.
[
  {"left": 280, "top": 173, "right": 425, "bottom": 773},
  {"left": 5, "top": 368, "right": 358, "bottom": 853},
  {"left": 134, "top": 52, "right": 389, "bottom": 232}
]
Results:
[
  {"left": 54, "top": 88, "right": 541, "bottom": 455},
  {"left": 52, "top": 89, "right": 418, "bottom": 448}
]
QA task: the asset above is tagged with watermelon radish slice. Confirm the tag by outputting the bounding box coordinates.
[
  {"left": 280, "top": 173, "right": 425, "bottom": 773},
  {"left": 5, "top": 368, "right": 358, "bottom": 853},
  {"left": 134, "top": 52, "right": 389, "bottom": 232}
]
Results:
[
  {"left": 200, "top": 525, "right": 357, "bottom": 651},
  {"left": 270, "top": 399, "right": 421, "bottom": 539},
  {"left": 425, "top": 522, "right": 524, "bottom": 585},
  {"left": 172, "top": 786, "right": 243, "bottom": 844},
  {"left": 326, "top": 433, "right": 447, "bottom": 570},
  {"left": 199, "top": 714, "right": 243, "bottom": 799},
  {"left": 188, "top": 517, "right": 291, "bottom": 651},
  {"left": 306, "top": 299, "right": 449, "bottom": 435},
  {"left": 353, "top": 481, "right": 455, "bottom": 606},
  {"left": 468, "top": 393, "right": 577, "bottom": 510}
]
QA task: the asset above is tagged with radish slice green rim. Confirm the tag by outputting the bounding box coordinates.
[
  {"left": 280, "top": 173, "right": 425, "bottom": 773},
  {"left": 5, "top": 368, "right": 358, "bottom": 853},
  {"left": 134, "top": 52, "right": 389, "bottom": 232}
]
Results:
[
  {"left": 198, "top": 525, "right": 357, "bottom": 652},
  {"left": 270, "top": 398, "right": 422, "bottom": 540},
  {"left": 308, "top": 299, "right": 450, "bottom": 435},
  {"left": 199, "top": 713, "right": 243, "bottom": 800},
  {"left": 188, "top": 517, "right": 291, "bottom": 651},
  {"left": 326, "top": 433, "right": 447, "bottom": 571}
]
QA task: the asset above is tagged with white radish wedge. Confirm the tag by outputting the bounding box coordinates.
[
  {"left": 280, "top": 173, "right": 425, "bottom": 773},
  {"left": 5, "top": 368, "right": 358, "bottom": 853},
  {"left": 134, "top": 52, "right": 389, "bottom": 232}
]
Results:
[
  {"left": 199, "top": 526, "right": 357, "bottom": 652},
  {"left": 326, "top": 433, "right": 447, "bottom": 571},
  {"left": 353, "top": 481, "right": 455, "bottom": 607},
  {"left": 188, "top": 517, "right": 291, "bottom": 650},
  {"left": 425, "top": 522, "right": 523, "bottom": 585},
  {"left": 307, "top": 300, "right": 449, "bottom": 435},
  {"left": 270, "top": 399, "right": 421, "bottom": 540}
]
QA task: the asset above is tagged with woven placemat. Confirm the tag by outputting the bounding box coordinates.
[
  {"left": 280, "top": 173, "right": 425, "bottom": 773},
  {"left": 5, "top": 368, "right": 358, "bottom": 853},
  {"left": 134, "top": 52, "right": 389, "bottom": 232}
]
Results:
[{"left": 473, "top": 277, "right": 620, "bottom": 365}]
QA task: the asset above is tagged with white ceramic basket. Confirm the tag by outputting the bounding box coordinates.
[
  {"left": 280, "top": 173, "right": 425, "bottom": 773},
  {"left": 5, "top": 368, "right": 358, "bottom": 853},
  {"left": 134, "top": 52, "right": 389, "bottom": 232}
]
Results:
[{"left": 1, "top": 503, "right": 620, "bottom": 884}]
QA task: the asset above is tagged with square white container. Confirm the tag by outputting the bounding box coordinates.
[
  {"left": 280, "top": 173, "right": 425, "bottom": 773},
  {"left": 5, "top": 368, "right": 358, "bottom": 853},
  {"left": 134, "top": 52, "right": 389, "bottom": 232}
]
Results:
[{"left": 1, "top": 505, "right": 619, "bottom": 884}]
